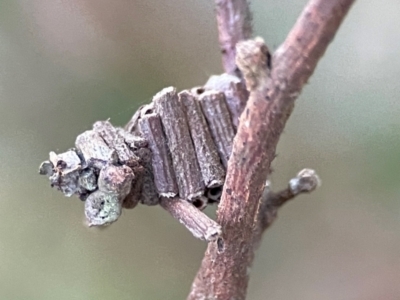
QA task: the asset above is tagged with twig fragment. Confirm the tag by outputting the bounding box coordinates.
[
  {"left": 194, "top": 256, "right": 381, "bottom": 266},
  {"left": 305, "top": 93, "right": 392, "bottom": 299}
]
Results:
[
  {"left": 198, "top": 90, "right": 235, "bottom": 168},
  {"left": 236, "top": 37, "right": 271, "bottom": 90},
  {"left": 93, "top": 120, "right": 139, "bottom": 168},
  {"left": 204, "top": 73, "right": 249, "bottom": 130},
  {"left": 214, "top": 0, "right": 253, "bottom": 75},
  {"left": 179, "top": 90, "right": 225, "bottom": 188},
  {"left": 159, "top": 197, "right": 222, "bottom": 242},
  {"left": 139, "top": 113, "right": 178, "bottom": 197},
  {"left": 154, "top": 87, "right": 205, "bottom": 201},
  {"left": 78, "top": 168, "right": 97, "bottom": 192},
  {"left": 75, "top": 130, "right": 118, "bottom": 169}
]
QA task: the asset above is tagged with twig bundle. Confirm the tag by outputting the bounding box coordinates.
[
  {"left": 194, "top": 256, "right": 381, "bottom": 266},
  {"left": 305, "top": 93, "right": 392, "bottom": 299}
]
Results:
[{"left": 39, "top": 74, "right": 247, "bottom": 230}]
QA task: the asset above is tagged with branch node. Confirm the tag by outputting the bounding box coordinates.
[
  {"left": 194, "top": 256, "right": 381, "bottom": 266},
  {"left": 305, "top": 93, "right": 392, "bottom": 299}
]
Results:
[
  {"left": 236, "top": 37, "right": 271, "bottom": 90},
  {"left": 289, "top": 168, "right": 321, "bottom": 195},
  {"left": 267, "top": 168, "right": 321, "bottom": 208}
]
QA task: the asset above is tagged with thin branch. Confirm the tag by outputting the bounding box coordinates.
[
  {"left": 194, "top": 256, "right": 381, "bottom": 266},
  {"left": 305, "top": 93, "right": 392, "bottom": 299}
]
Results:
[
  {"left": 159, "top": 197, "right": 222, "bottom": 242},
  {"left": 255, "top": 169, "right": 321, "bottom": 246},
  {"left": 188, "top": 0, "right": 355, "bottom": 299},
  {"left": 268, "top": 168, "right": 321, "bottom": 208},
  {"left": 215, "top": 0, "right": 252, "bottom": 75}
]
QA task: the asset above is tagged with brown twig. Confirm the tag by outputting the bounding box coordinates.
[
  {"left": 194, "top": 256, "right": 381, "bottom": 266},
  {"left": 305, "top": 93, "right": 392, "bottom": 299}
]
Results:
[
  {"left": 139, "top": 113, "right": 178, "bottom": 197},
  {"left": 180, "top": 91, "right": 226, "bottom": 188},
  {"left": 268, "top": 169, "right": 320, "bottom": 208},
  {"left": 204, "top": 73, "right": 249, "bottom": 130},
  {"left": 159, "top": 197, "right": 222, "bottom": 242},
  {"left": 215, "top": 0, "right": 252, "bottom": 75},
  {"left": 254, "top": 169, "right": 321, "bottom": 247},
  {"left": 198, "top": 90, "right": 235, "bottom": 168},
  {"left": 153, "top": 87, "right": 205, "bottom": 201},
  {"left": 188, "top": 0, "right": 355, "bottom": 299}
]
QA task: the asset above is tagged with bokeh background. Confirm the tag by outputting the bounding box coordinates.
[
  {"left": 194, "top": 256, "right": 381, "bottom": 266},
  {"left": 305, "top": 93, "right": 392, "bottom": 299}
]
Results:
[{"left": 1, "top": 0, "right": 399, "bottom": 299}]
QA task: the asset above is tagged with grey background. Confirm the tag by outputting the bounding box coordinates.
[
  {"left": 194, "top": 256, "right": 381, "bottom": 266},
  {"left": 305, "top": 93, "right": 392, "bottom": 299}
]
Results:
[{"left": 0, "top": 0, "right": 399, "bottom": 299}]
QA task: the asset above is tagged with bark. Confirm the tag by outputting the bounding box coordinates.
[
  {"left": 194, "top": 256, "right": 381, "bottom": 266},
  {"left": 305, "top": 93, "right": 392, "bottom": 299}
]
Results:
[
  {"left": 153, "top": 87, "right": 205, "bottom": 201},
  {"left": 159, "top": 197, "right": 222, "bottom": 242},
  {"left": 188, "top": 0, "right": 355, "bottom": 299},
  {"left": 215, "top": 0, "right": 253, "bottom": 75},
  {"left": 180, "top": 91, "right": 226, "bottom": 188}
]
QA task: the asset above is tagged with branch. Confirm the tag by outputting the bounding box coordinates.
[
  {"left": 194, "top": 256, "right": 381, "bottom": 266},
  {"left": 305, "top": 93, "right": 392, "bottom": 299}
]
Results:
[
  {"left": 254, "top": 169, "right": 321, "bottom": 246},
  {"left": 188, "top": 0, "right": 355, "bottom": 299},
  {"left": 159, "top": 197, "right": 222, "bottom": 242},
  {"left": 215, "top": 0, "right": 252, "bottom": 75}
]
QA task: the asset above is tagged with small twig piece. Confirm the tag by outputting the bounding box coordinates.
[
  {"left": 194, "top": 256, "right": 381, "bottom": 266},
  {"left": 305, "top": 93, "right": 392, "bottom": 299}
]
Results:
[
  {"left": 139, "top": 113, "right": 178, "bottom": 197},
  {"left": 204, "top": 73, "right": 249, "bottom": 130},
  {"left": 179, "top": 91, "right": 225, "bottom": 188},
  {"left": 93, "top": 120, "right": 139, "bottom": 168},
  {"left": 40, "top": 119, "right": 157, "bottom": 222},
  {"left": 124, "top": 103, "right": 155, "bottom": 134},
  {"left": 117, "top": 128, "right": 148, "bottom": 150},
  {"left": 198, "top": 90, "right": 235, "bottom": 167},
  {"left": 159, "top": 197, "right": 222, "bottom": 242},
  {"left": 215, "top": 0, "right": 252, "bottom": 75},
  {"left": 75, "top": 130, "right": 118, "bottom": 169},
  {"left": 154, "top": 87, "right": 205, "bottom": 201}
]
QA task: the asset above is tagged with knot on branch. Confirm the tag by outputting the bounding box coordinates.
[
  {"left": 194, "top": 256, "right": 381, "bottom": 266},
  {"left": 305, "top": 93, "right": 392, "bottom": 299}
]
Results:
[
  {"left": 236, "top": 37, "right": 271, "bottom": 90},
  {"left": 289, "top": 168, "right": 321, "bottom": 194}
]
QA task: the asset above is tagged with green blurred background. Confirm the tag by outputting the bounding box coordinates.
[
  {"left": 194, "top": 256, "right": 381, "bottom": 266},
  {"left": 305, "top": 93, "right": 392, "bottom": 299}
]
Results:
[{"left": 1, "top": 0, "right": 399, "bottom": 299}]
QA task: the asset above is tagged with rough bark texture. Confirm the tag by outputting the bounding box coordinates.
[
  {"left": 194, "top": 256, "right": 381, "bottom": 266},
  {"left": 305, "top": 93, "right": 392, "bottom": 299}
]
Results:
[
  {"left": 139, "top": 113, "right": 178, "bottom": 197},
  {"left": 215, "top": 0, "right": 252, "bottom": 75},
  {"left": 204, "top": 73, "right": 249, "bottom": 130},
  {"left": 160, "top": 197, "right": 222, "bottom": 242},
  {"left": 179, "top": 91, "right": 226, "bottom": 189},
  {"left": 154, "top": 87, "right": 205, "bottom": 201},
  {"left": 188, "top": 0, "right": 355, "bottom": 299},
  {"left": 198, "top": 90, "right": 235, "bottom": 168}
]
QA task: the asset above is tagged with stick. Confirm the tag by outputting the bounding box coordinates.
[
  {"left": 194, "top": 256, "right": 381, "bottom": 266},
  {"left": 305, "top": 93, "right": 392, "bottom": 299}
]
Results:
[
  {"left": 159, "top": 197, "right": 222, "bottom": 242},
  {"left": 214, "top": 0, "right": 253, "bottom": 75},
  {"left": 139, "top": 113, "right": 178, "bottom": 197},
  {"left": 189, "top": 0, "right": 355, "bottom": 298},
  {"left": 198, "top": 90, "right": 235, "bottom": 168},
  {"left": 204, "top": 73, "right": 249, "bottom": 130},
  {"left": 179, "top": 91, "right": 225, "bottom": 188},
  {"left": 153, "top": 87, "right": 205, "bottom": 201}
]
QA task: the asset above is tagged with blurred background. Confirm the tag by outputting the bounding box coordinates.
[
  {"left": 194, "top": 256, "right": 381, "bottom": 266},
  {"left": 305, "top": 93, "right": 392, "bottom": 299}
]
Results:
[{"left": 0, "top": 0, "right": 399, "bottom": 299}]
